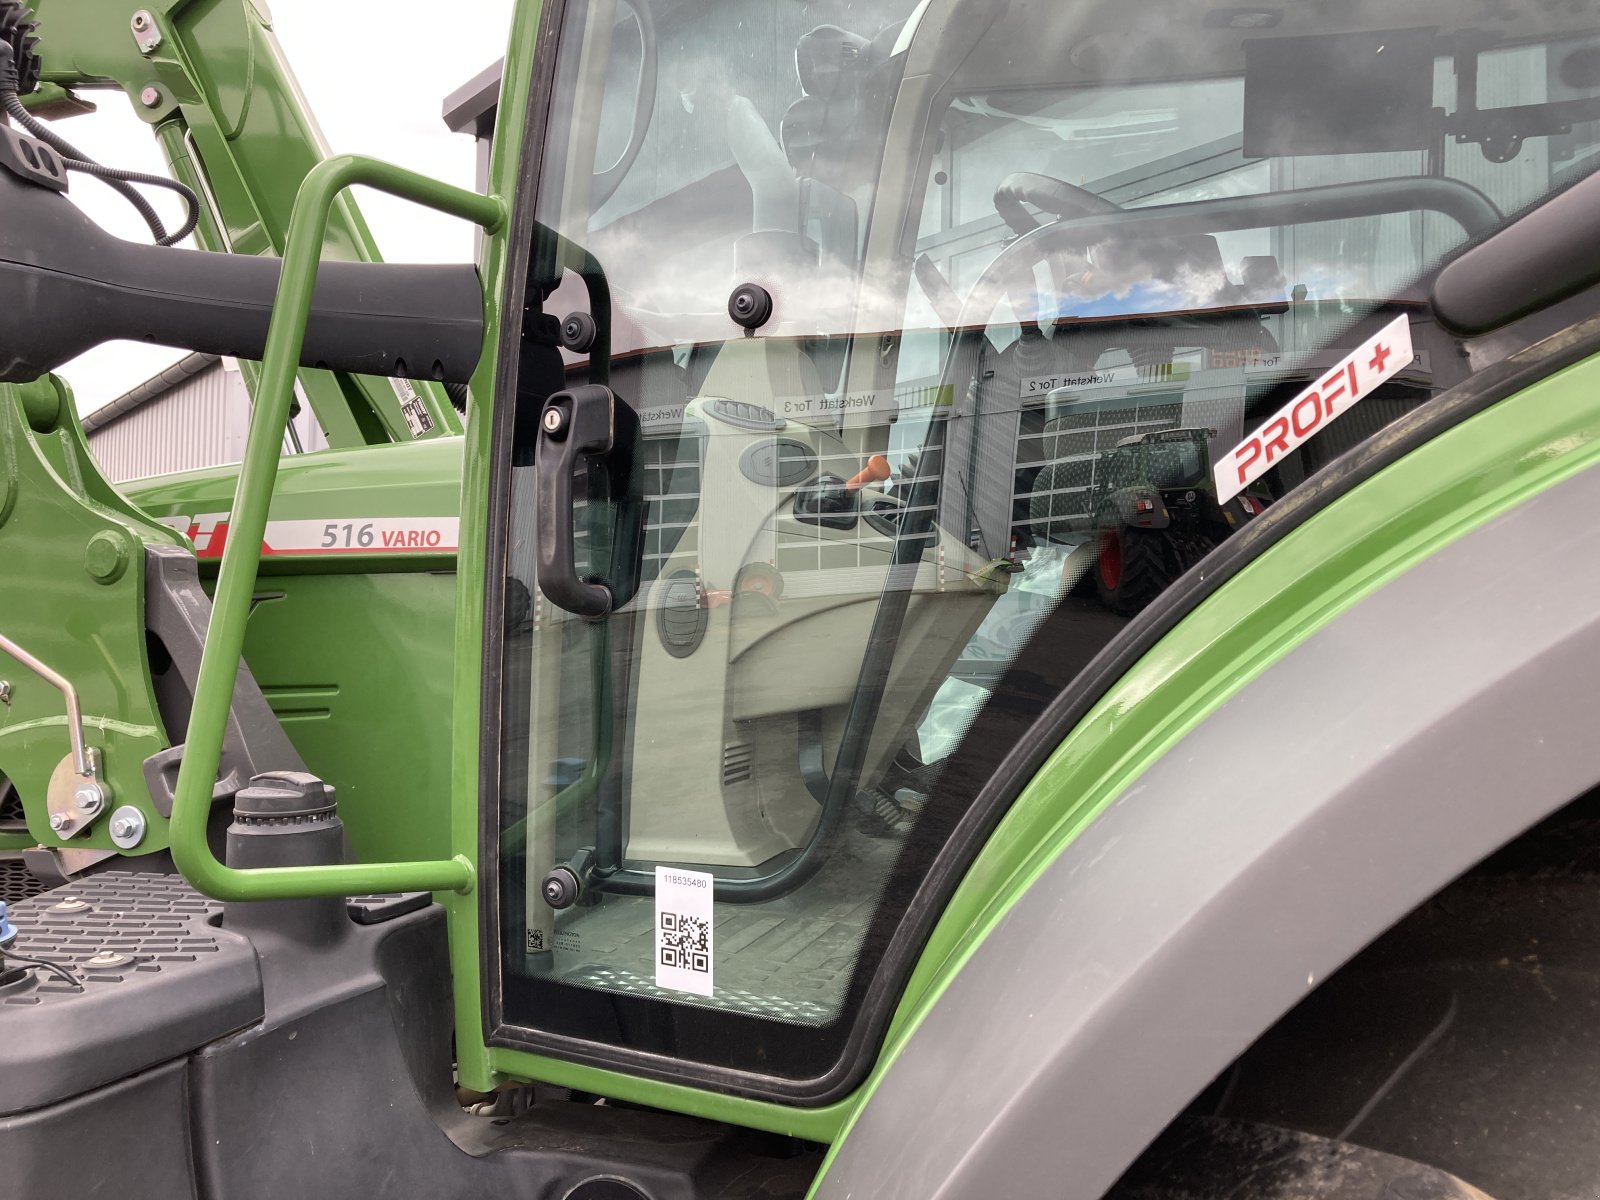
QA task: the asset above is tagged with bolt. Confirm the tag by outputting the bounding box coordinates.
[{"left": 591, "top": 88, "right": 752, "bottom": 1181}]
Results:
[
  {"left": 139, "top": 86, "right": 161, "bottom": 108},
  {"left": 130, "top": 10, "right": 161, "bottom": 52},
  {"left": 84, "top": 530, "right": 131, "bottom": 584},
  {"left": 73, "top": 784, "right": 108, "bottom": 825},
  {"left": 108, "top": 805, "right": 146, "bottom": 850},
  {"left": 48, "top": 813, "right": 66, "bottom": 832}
]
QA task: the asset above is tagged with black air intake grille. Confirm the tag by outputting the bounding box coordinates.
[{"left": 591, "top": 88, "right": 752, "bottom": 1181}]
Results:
[
  {"left": 0, "top": 854, "right": 44, "bottom": 906},
  {"left": 0, "top": 776, "right": 24, "bottom": 833}
]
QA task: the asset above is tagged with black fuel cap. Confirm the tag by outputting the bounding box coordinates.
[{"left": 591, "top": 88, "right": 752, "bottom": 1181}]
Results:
[{"left": 233, "top": 771, "right": 336, "bottom": 820}]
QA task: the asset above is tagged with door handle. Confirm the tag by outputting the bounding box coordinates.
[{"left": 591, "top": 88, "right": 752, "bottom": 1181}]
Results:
[{"left": 534, "top": 384, "right": 643, "bottom": 618}]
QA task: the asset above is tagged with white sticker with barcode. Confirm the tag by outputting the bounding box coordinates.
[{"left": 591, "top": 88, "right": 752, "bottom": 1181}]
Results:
[
  {"left": 655, "top": 865, "right": 714, "bottom": 996},
  {"left": 390, "top": 377, "right": 436, "bottom": 438}
]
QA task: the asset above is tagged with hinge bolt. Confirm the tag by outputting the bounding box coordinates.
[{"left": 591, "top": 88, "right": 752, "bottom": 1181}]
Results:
[
  {"left": 108, "top": 806, "right": 146, "bottom": 849},
  {"left": 73, "top": 782, "right": 106, "bottom": 817},
  {"left": 139, "top": 86, "right": 161, "bottom": 108}
]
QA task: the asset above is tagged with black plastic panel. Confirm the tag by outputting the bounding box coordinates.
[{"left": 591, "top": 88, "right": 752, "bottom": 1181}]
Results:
[
  {"left": 0, "top": 1062, "right": 197, "bottom": 1196},
  {"left": 0, "top": 168, "right": 484, "bottom": 385},
  {"left": 1433, "top": 168, "right": 1600, "bottom": 336},
  {"left": 0, "top": 871, "right": 262, "bottom": 1115}
]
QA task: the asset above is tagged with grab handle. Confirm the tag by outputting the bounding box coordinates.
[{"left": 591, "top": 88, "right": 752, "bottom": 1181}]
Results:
[{"left": 534, "top": 384, "right": 643, "bottom": 618}]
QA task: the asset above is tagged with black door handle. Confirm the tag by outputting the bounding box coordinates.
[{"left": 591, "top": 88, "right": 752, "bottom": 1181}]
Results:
[{"left": 534, "top": 384, "right": 643, "bottom": 618}]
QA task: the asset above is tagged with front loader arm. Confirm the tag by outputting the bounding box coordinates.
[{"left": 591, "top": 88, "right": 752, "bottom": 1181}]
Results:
[
  {"left": 0, "top": 376, "right": 184, "bottom": 858},
  {"left": 26, "top": 0, "right": 462, "bottom": 446}
]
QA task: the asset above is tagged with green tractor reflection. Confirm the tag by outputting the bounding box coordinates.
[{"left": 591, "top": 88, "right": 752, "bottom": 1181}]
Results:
[{"left": 1086, "top": 427, "right": 1262, "bottom": 615}]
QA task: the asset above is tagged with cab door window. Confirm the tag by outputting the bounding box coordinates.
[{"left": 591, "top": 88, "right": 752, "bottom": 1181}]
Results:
[{"left": 489, "top": 0, "right": 1600, "bottom": 1099}]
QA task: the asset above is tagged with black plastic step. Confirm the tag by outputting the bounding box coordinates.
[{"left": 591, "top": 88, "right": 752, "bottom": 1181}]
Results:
[
  {"left": 0, "top": 870, "right": 263, "bottom": 1115},
  {"left": 346, "top": 892, "right": 431, "bottom": 925}
]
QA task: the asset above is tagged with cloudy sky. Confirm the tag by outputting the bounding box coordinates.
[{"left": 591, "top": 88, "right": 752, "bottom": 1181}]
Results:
[{"left": 50, "top": 0, "right": 516, "bottom": 413}]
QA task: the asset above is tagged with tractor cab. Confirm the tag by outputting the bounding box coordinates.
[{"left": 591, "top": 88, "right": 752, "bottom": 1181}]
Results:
[{"left": 8, "top": 0, "right": 1600, "bottom": 1194}]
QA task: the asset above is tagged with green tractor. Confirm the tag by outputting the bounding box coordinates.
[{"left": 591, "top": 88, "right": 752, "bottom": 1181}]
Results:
[
  {"left": 7, "top": 1, "right": 1600, "bottom": 1197},
  {"left": 1084, "top": 426, "right": 1263, "bottom": 615}
]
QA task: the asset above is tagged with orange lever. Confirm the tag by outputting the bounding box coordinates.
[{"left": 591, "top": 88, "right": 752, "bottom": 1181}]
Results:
[{"left": 846, "top": 454, "right": 892, "bottom": 493}]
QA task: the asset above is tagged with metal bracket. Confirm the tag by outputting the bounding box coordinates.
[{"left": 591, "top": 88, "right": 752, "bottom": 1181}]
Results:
[
  {"left": 0, "top": 632, "right": 112, "bottom": 839},
  {"left": 130, "top": 9, "right": 161, "bottom": 54},
  {"left": 47, "top": 748, "right": 110, "bottom": 838}
]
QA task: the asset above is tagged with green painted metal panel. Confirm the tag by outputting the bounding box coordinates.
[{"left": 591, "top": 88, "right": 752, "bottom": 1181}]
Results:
[
  {"left": 126, "top": 438, "right": 464, "bottom": 571},
  {"left": 802, "top": 347, "right": 1600, "bottom": 1176},
  {"left": 445, "top": 0, "right": 540, "bottom": 1100},
  {"left": 0, "top": 375, "right": 186, "bottom": 856},
  {"left": 122, "top": 442, "right": 464, "bottom": 874},
  {"left": 239, "top": 571, "right": 457, "bottom": 867}
]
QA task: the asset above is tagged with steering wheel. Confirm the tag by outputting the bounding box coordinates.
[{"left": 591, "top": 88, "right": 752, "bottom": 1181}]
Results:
[
  {"left": 988, "top": 173, "right": 1126, "bottom": 322},
  {"left": 591, "top": 0, "right": 658, "bottom": 211},
  {"left": 993, "top": 171, "right": 1122, "bottom": 237},
  {"left": 911, "top": 174, "right": 1114, "bottom": 325}
]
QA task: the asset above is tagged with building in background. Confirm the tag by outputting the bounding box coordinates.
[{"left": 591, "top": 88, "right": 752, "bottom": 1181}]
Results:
[{"left": 82, "top": 353, "right": 327, "bottom": 484}]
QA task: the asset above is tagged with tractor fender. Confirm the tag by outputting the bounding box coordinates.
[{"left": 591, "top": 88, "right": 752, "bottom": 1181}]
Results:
[{"left": 815, "top": 458, "right": 1600, "bottom": 1199}]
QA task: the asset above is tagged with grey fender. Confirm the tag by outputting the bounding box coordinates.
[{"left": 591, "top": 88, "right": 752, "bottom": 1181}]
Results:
[{"left": 816, "top": 459, "right": 1600, "bottom": 1200}]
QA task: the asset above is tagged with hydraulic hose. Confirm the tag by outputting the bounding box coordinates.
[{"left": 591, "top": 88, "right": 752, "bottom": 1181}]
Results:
[
  {"left": 57, "top": 153, "right": 200, "bottom": 245},
  {"left": 2, "top": 90, "right": 165, "bottom": 242},
  {"left": 0, "top": 45, "right": 199, "bottom": 246}
]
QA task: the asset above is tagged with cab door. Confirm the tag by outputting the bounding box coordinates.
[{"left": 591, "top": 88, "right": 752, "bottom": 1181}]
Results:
[
  {"left": 479, "top": 0, "right": 1600, "bottom": 1104},
  {"left": 484, "top": 0, "right": 1028, "bottom": 1100}
]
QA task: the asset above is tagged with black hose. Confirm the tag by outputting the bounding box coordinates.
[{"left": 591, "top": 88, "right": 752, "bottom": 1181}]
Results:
[
  {"left": 60, "top": 156, "right": 200, "bottom": 244},
  {"left": 1, "top": 945, "right": 83, "bottom": 990},
  {"left": 3, "top": 89, "right": 167, "bottom": 240},
  {"left": 2, "top": 86, "right": 199, "bottom": 245}
]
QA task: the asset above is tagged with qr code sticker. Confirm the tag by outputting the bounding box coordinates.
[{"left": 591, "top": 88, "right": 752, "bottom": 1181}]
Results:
[
  {"left": 656, "top": 865, "right": 713, "bottom": 995},
  {"left": 658, "top": 911, "right": 711, "bottom": 974}
]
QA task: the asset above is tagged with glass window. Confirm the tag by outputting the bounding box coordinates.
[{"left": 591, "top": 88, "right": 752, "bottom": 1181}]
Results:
[{"left": 492, "top": 0, "right": 1600, "bottom": 1095}]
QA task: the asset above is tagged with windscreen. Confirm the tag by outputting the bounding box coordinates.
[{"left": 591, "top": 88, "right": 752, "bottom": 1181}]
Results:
[{"left": 492, "top": 0, "right": 1600, "bottom": 1095}]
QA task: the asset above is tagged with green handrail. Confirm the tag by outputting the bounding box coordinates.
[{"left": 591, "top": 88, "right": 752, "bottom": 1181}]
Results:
[{"left": 170, "top": 154, "right": 504, "bottom": 900}]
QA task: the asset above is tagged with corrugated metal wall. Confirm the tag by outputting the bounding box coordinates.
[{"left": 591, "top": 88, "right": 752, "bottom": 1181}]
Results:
[{"left": 85, "top": 358, "right": 329, "bottom": 484}]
